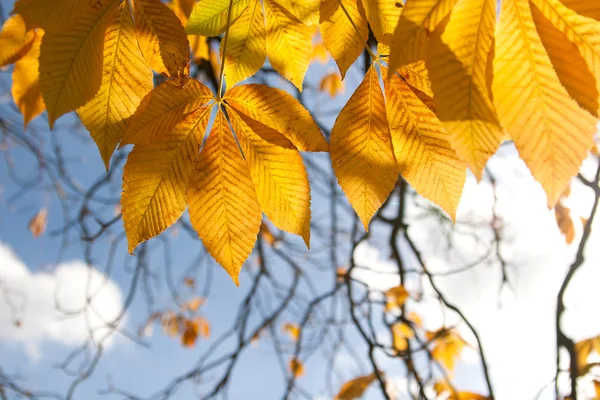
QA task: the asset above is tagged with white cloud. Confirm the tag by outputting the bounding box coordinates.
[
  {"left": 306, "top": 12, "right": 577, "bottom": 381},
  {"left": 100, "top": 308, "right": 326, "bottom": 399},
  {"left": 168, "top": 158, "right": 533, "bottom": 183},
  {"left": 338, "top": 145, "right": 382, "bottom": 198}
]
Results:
[
  {"left": 0, "top": 242, "right": 126, "bottom": 358},
  {"left": 351, "top": 148, "right": 600, "bottom": 399}
]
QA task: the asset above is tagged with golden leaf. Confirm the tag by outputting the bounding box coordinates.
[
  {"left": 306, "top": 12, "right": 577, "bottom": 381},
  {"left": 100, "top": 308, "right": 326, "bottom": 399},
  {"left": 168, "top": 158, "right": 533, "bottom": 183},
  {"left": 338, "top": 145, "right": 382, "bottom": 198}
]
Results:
[
  {"left": 12, "top": 30, "right": 45, "bottom": 128},
  {"left": 133, "top": 0, "right": 190, "bottom": 78},
  {"left": 427, "top": 0, "right": 502, "bottom": 179},
  {"left": 122, "top": 78, "right": 213, "bottom": 146},
  {"left": 12, "top": 0, "right": 91, "bottom": 32},
  {"left": 385, "top": 285, "right": 409, "bottom": 311},
  {"left": 28, "top": 207, "right": 48, "bottom": 238},
  {"left": 224, "top": 84, "right": 328, "bottom": 152},
  {"left": 277, "top": 0, "right": 320, "bottom": 26},
  {"left": 392, "top": 322, "right": 414, "bottom": 352},
  {"left": 77, "top": 0, "right": 153, "bottom": 169},
  {"left": 187, "top": 110, "right": 262, "bottom": 285},
  {"left": 320, "top": 0, "right": 368, "bottom": 78},
  {"left": 186, "top": 0, "right": 250, "bottom": 37},
  {"left": 181, "top": 318, "right": 199, "bottom": 347},
  {"left": 39, "top": 0, "right": 120, "bottom": 127},
  {"left": 559, "top": 0, "right": 600, "bottom": 22},
  {"left": 0, "top": 14, "right": 35, "bottom": 67},
  {"left": 397, "top": 61, "right": 433, "bottom": 98},
  {"left": 161, "top": 312, "right": 183, "bottom": 337},
  {"left": 122, "top": 107, "right": 212, "bottom": 254},
  {"left": 227, "top": 108, "right": 311, "bottom": 246},
  {"left": 383, "top": 66, "right": 466, "bottom": 221},
  {"left": 283, "top": 322, "right": 301, "bottom": 340},
  {"left": 289, "top": 358, "right": 305, "bottom": 377},
  {"left": 222, "top": 0, "right": 266, "bottom": 87},
  {"left": 334, "top": 373, "right": 377, "bottom": 400},
  {"left": 320, "top": 72, "right": 345, "bottom": 97},
  {"left": 330, "top": 65, "right": 397, "bottom": 229},
  {"left": 555, "top": 202, "right": 575, "bottom": 244},
  {"left": 492, "top": 0, "right": 597, "bottom": 207},
  {"left": 185, "top": 296, "right": 205, "bottom": 312},
  {"left": 428, "top": 329, "right": 466, "bottom": 372},
  {"left": 264, "top": 0, "right": 312, "bottom": 90}
]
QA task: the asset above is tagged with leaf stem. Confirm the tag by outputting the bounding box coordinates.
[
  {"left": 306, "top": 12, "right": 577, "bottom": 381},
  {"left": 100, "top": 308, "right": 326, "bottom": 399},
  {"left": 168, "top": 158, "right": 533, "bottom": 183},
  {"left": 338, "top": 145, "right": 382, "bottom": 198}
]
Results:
[
  {"left": 217, "top": 0, "right": 235, "bottom": 101},
  {"left": 336, "top": 0, "right": 378, "bottom": 62}
]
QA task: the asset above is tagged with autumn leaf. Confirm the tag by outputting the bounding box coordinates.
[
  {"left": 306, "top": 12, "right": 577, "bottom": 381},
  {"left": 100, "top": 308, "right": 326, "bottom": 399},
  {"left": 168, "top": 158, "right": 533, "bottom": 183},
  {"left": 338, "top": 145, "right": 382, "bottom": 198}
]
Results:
[
  {"left": 184, "top": 297, "right": 205, "bottom": 312},
  {"left": 133, "top": 0, "right": 190, "bottom": 78},
  {"left": 121, "top": 78, "right": 214, "bottom": 146},
  {"left": 264, "top": 0, "right": 312, "bottom": 90},
  {"left": 574, "top": 335, "right": 600, "bottom": 372},
  {"left": 122, "top": 106, "right": 212, "bottom": 254},
  {"left": 0, "top": 14, "right": 35, "bottom": 67},
  {"left": 39, "top": 0, "right": 120, "bottom": 127},
  {"left": 222, "top": 0, "right": 266, "bottom": 87},
  {"left": 330, "top": 65, "right": 397, "bottom": 229},
  {"left": 12, "top": 0, "right": 91, "bottom": 32},
  {"left": 492, "top": 0, "right": 597, "bottom": 208},
  {"left": 427, "top": 329, "right": 467, "bottom": 372},
  {"left": 320, "top": 72, "right": 345, "bottom": 97},
  {"left": 427, "top": 0, "right": 503, "bottom": 179},
  {"left": 363, "top": 0, "right": 403, "bottom": 45},
  {"left": 334, "top": 373, "right": 377, "bottom": 400},
  {"left": 28, "top": 207, "right": 48, "bottom": 238},
  {"left": 320, "top": 0, "right": 368, "bottom": 78},
  {"left": 392, "top": 322, "right": 414, "bottom": 352},
  {"left": 12, "top": 30, "right": 45, "bottom": 128},
  {"left": 289, "top": 358, "right": 304, "bottom": 377},
  {"left": 161, "top": 312, "right": 184, "bottom": 337},
  {"left": 383, "top": 66, "right": 466, "bottom": 221},
  {"left": 283, "top": 322, "right": 301, "bottom": 341},
  {"left": 555, "top": 202, "right": 575, "bottom": 244},
  {"left": 78, "top": 0, "right": 153, "bottom": 169},
  {"left": 181, "top": 318, "right": 199, "bottom": 347},
  {"left": 187, "top": 110, "right": 262, "bottom": 286},
  {"left": 385, "top": 285, "right": 409, "bottom": 311}
]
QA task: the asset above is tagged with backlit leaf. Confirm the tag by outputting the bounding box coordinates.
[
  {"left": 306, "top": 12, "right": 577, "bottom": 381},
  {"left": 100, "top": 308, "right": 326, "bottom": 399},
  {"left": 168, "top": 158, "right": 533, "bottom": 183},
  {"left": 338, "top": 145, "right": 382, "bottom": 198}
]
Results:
[
  {"left": 0, "top": 14, "right": 35, "bottom": 67},
  {"left": 555, "top": 202, "right": 575, "bottom": 244},
  {"left": 320, "top": 0, "right": 368, "bottom": 78},
  {"left": 559, "top": 0, "right": 600, "bottom": 21},
  {"left": 320, "top": 72, "right": 345, "bottom": 97},
  {"left": 122, "top": 78, "right": 213, "bottom": 146},
  {"left": 186, "top": 0, "right": 250, "bottom": 36},
  {"left": 133, "top": 0, "right": 190, "bottom": 78},
  {"left": 39, "top": 0, "right": 119, "bottom": 127},
  {"left": 225, "top": 84, "right": 328, "bottom": 151},
  {"left": 28, "top": 207, "right": 48, "bottom": 238},
  {"left": 383, "top": 66, "right": 466, "bottom": 221},
  {"left": 12, "top": 0, "right": 91, "bottom": 32},
  {"left": 363, "top": 0, "right": 403, "bottom": 44},
  {"left": 289, "top": 358, "right": 305, "bottom": 377},
  {"left": 227, "top": 108, "right": 311, "bottom": 246},
  {"left": 222, "top": 0, "right": 266, "bottom": 87},
  {"left": 277, "top": 0, "right": 320, "bottom": 26},
  {"left": 330, "top": 66, "right": 397, "bottom": 229},
  {"left": 334, "top": 373, "right": 377, "bottom": 400},
  {"left": 282, "top": 322, "right": 301, "bottom": 341},
  {"left": 12, "top": 30, "right": 45, "bottom": 128},
  {"left": 264, "top": 0, "right": 312, "bottom": 90},
  {"left": 122, "top": 107, "right": 212, "bottom": 254},
  {"left": 78, "top": 1, "right": 153, "bottom": 169},
  {"left": 492, "top": 0, "right": 597, "bottom": 207},
  {"left": 187, "top": 110, "right": 262, "bottom": 285},
  {"left": 427, "top": 0, "right": 502, "bottom": 179}
]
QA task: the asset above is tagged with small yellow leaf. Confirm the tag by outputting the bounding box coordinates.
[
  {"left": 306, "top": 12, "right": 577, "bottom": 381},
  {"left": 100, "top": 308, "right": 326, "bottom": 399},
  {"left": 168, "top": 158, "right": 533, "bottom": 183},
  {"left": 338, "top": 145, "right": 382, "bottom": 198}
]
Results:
[
  {"left": 222, "top": 0, "right": 266, "bottom": 87},
  {"left": 283, "top": 322, "right": 301, "bottom": 340},
  {"left": 186, "top": 0, "right": 250, "bottom": 37},
  {"left": 227, "top": 108, "right": 311, "bottom": 246},
  {"left": 181, "top": 318, "right": 199, "bottom": 347},
  {"left": 12, "top": 30, "right": 45, "bottom": 128},
  {"left": 197, "top": 316, "right": 211, "bottom": 338},
  {"left": 185, "top": 296, "right": 205, "bottom": 312},
  {"left": 363, "top": 0, "right": 403, "bottom": 45},
  {"left": 264, "top": 0, "right": 312, "bottom": 90},
  {"left": 122, "top": 107, "right": 212, "bottom": 254},
  {"left": 161, "top": 312, "right": 183, "bottom": 337},
  {"left": 225, "top": 84, "right": 328, "bottom": 152},
  {"left": 555, "top": 202, "right": 575, "bottom": 244},
  {"left": 492, "top": 0, "right": 597, "bottom": 207},
  {"left": 78, "top": 0, "right": 153, "bottom": 169},
  {"left": 187, "top": 110, "right": 262, "bottom": 285},
  {"left": 320, "top": 0, "right": 368, "bottom": 78},
  {"left": 427, "top": 0, "right": 502, "bottom": 179},
  {"left": 429, "top": 329, "right": 466, "bottom": 372},
  {"left": 122, "top": 78, "right": 213, "bottom": 146},
  {"left": 312, "top": 41, "right": 329, "bottom": 64},
  {"left": 28, "top": 207, "right": 48, "bottom": 238},
  {"left": 39, "top": 0, "right": 120, "bottom": 127},
  {"left": 289, "top": 358, "right": 304, "bottom": 377},
  {"left": 133, "top": 0, "right": 190, "bottom": 78},
  {"left": 383, "top": 66, "right": 466, "bottom": 221},
  {"left": 385, "top": 285, "right": 409, "bottom": 311},
  {"left": 392, "top": 322, "right": 414, "bottom": 352},
  {"left": 334, "top": 373, "right": 377, "bottom": 400},
  {"left": 331, "top": 66, "right": 397, "bottom": 230},
  {"left": 0, "top": 14, "right": 35, "bottom": 67},
  {"left": 319, "top": 72, "right": 345, "bottom": 97}
]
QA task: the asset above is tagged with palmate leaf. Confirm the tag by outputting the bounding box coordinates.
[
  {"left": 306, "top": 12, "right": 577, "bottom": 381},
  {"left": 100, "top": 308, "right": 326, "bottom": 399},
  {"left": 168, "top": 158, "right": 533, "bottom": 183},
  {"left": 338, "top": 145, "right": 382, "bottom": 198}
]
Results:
[
  {"left": 492, "top": 0, "right": 597, "bottom": 207},
  {"left": 330, "top": 66, "right": 397, "bottom": 229},
  {"left": 426, "top": 0, "right": 502, "bottom": 179},
  {"left": 78, "top": 0, "right": 154, "bottom": 169},
  {"left": 122, "top": 106, "right": 212, "bottom": 254},
  {"left": 39, "top": 0, "right": 120, "bottom": 127},
  {"left": 362, "top": 0, "right": 403, "bottom": 45},
  {"left": 187, "top": 110, "right": 262, "bottom": 285},
  {"left": 11, "top": 30, "right": 45, "bottom": 129}
]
